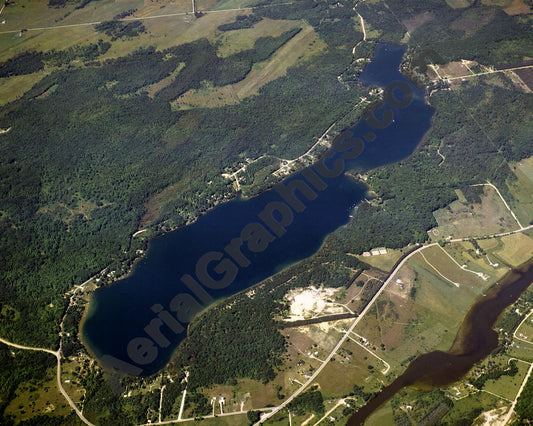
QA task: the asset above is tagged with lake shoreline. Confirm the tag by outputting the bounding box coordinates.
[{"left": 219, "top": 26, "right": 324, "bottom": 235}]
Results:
[
  {"left": 81, "top": 41, "right": 437, "bottom": 377},
  {"left": 348, "top": 257, "right": 533, "bottom": 425}
]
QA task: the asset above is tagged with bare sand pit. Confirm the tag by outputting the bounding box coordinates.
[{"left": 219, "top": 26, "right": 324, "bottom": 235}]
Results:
[{"left": 284, "top": 286, "right": 345, "bottom": 321}]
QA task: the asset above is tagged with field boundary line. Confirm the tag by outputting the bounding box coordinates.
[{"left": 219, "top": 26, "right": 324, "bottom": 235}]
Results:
[
  {"left": 0, "top": 1, "right": 301, "bottom": 35},
  {"left": 348, "top": 332, "right": 391, "bottom": 374},
  {"left": 419, "top": 250, "right": 460, "bottom": 287},
  {"left": 501, "top": 362, "right": 533, "bottom": 425},
  {"left": 438, "top": 245, "right": 488, "bottom": 280},
  {"left": 446, "top": 64, "right": 533, "bottom": 81},
  {"left": 471, "top": 182, "right": 523, "bottom": 229},
  {"left": 0, "top": 337, "right": 94, "bottom": 426},
  {"left": 513, "top": 309, "right": 533, "bottom": 345}
]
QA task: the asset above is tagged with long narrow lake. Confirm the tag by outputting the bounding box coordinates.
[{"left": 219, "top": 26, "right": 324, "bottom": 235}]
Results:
[{"left": 82, "top": 43, "right": 435, "bottom": 376}]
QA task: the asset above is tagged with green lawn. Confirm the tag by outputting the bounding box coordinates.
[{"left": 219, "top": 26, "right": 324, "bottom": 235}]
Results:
[{"left": 483, "top": 358, "right": 530, "bottom": 401}]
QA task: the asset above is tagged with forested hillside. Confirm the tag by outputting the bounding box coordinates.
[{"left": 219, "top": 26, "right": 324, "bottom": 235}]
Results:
[
  {"left": 171, "top": 76, "right": 533, "bottom": 392},
  {"left": 0, "top": 0, "right": 364, "bottom": 351},
  {"left": 1, "top": 0, "right": 532, "bottom": 423}
]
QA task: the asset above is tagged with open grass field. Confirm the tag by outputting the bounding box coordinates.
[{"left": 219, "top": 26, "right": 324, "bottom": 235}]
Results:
[
  {"left": 354, "top": 242, "right": 502, "bottom": 375},
  {"left": 208, "top": 377, "right": 281, "bottom": 411},
  {"left": 445, "top": 381, "right": 476, "bottom": 400},
  {"left": 515, "top": 68, "right": 533, "bottom": 92},
  {"left": 143, "top": 63, "right": 186, "bottom": 98},
  {"left": 341, "top": 270, "right": 387, "bottom": 315},
  {"left": 99, "top": 9, "right": 244, "bottom": 58},
  {"left": 401, "top": 11, "right": 435, "bottom": 33},
  {"left": 477, "top": 237, "right": 502, "bottom": 251},
  {"left": 507, "top": 340, "right": 533, "bottom": 363},
  {"left": 195, "top": 319, "right": 354, "bottom": 412},
  {"left": 1, "top": 0, "right": 296, "bottom": 105},
  {"left": 417, "top": 244, "right": 490, "bottom": 288},
  {"left": 365, "top": 384, "right": 507, "bottom": 425},
  {"left": 512, "top": 154, "right": 533, "bottom": 184},
  {"left": 503, "top": 0, "right": 533, "bottom": 14},
  {"left": 315, "top": 337, "right": 386, "bottom": 400},
  {"left": 59, "top": 359, "right": 87, "bottom": 406},
  {"left": 0, "top": 69, "right": 49, "bottom": 105},
  {"left": 440, "top": 391, "right": 502, "bottom": 424},
  {"left": 217, "top": 17, "right": 301, "bottom": 57},
  {"left": 0, "top": 23, "right": 101, "bottom": 59},
  {"left": 193, "top": 344, "right": 312, "bottom": 414},
  {"left": 445, "top": 0, "right": 474, "bottom": 9},
  {"left": 0, "top": 0, "right": 303, "bottom": 58},
  {"left": 436, "top": 61, "right": 474, "bottom": 79},
  {"left": 295, "top": 322, "right": 348, "bottom": 356},
  {"left": 4, "top": 368, "right": 71, "bottom": 421},
  {"left": 193, "top": 413, "right": 250, "bottom": 425},
  {"left": 0, "top": 0, "right": 150, "bottom": 33},
  {"left": 174, "top": 24, "right": 326, "bottom": 108},
  {"left": 0, "top": 0, "right": 325, "bottom": 107},
  {"left": 482, "top": 358, "right": 531, "bottom": 401},
  {"left": 355, "top": 248, "right": 405, "bottom": 273},
  {"left": 515, "top": 310, "right": 533, "bottom": 344},
  {"left": 430, "top": 186, "right": 520, "bottom": 240},
  {"left": 448, "top": 240, "right": 510, "bottom": 279},
  {"left": 0, "top": 0, "right": 157, "bottom": 57},
  {"left": 508, "top": 155, "right": 533, "bottom": 226},
  {"left": 199, "top": 382, "right": 256, "bottom": 414},
  {"left": 365, "top": 401, "right": 395, "bottom": 426},
  {"left": 494, "top": 233, "right": 533, "bottom": 267},
  {"left": 442, "top": 240, "right": 509, "bottom": 278},
  {"left": 481, "top": 0, "right": 512, "bottom": 6},
  {"left": 211, "top": 0, "right": 275, "bottom": 10}
]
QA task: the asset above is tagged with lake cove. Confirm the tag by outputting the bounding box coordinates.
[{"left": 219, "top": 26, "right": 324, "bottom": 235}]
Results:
[{"left": 82, "top": 42, "right": 435, "bottom": 376}]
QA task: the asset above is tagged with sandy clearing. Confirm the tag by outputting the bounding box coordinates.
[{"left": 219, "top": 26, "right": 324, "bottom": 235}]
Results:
[{"left": 284, "top": 286, "right": 343, "bottom": 321}]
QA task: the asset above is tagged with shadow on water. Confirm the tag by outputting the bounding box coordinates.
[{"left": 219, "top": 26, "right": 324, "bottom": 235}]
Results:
[{"left": 348, "top": 259, "right": 533, "bottom": 425}]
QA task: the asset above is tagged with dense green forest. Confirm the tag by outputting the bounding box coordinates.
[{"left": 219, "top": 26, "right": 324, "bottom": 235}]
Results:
[
  {"left": 94, "top": 21, "right": 146, "bottom": 41},
  {"left": 333, "top": 78, "right": 533, "bottom": 254},
  {"left": 0, "top": 344, "right": 56, "bottom": 423},
  {"left": 168, "top": 70, "right": 533, "bottom": 393},
  {"left": 515, "top": 371, "right": 533, "bottom": 421},
  {"left": 0, "top": 0, "right": 367, "bottom": 421},
  {"left": 287, "top": 386, "right": 324, "bottom": 416},
  {"left": 172, "top": 254, "right": 361, "bottom": 389},
  {"left": 0, "top": 41, "right": 111, "bottom": 77},
  {"left": 374, "top": 0, "right": 533, "bottom": 66},
  {"left": 1, "top": 0, "right": 533, "bottom": 423},
  {"left": 218, "top": 14, "right": 263, "bottom": 31},
  {"left": 177, "top": 293, "right": 287, "bottom": 388},
  {"left": 408, "top": 7, "right": 533, "bottom": 66},
  {"left": 0, "top": 1, "right": 364, "bottom": 350}
]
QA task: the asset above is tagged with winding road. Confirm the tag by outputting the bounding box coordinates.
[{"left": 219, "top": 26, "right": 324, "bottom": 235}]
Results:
[
  {"left": 256, "top": 242, "right": 433, "bottom": 424},
  {"left": 258, "top": 183, "right": 533, "bottom": 425},
  {"left": 0, "top": 337, "right": 94, "bottom": 426}
]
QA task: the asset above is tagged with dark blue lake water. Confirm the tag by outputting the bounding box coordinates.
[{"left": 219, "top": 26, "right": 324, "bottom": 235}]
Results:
[{"left": 82, "top": 43, "right": 435, "bottom": 376}]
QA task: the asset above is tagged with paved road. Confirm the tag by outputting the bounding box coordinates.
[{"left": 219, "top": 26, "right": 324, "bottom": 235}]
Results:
[
  {"left": 257, "top": 209, "right": 533, "bottom": 424},
  {"left": 0, "top": 337, "right": 94, "bottom": 426},
  {"left": 257, "top": 242, "right": 432, "bottom": 424},
  {"left": 0, "top": 1, "right": 298, "bottom": 35},
  {"left": 446, "top": 64, "right": 533, "bottom": 81},
  {"left": 471, "top": 182, "right": 524, "bottom": 228},
  {"left": 501, "top": 362, "right": 533, "bottom": 425}
]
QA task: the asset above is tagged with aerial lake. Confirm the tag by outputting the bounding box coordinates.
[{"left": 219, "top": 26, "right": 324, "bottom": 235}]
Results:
[{"left": 82, "top": 42, "right": 435, "bottom": 376}]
